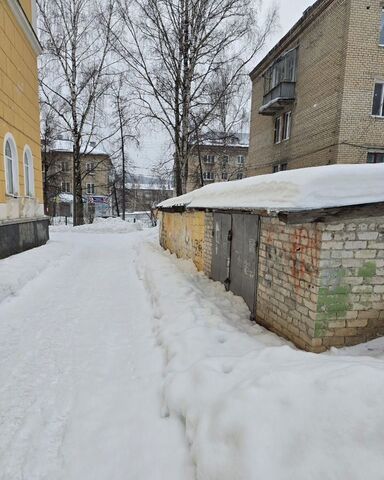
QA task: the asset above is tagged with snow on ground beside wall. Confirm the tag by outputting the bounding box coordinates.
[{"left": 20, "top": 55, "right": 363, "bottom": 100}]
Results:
[
  {"left": 50, "top": 216, "right": 143, "bottom": 234},
  {"left": 137, "top": 233, "right": 384, "bottom": 480},
  {"left": 159, "top": 163, "right": 384, "bottom": 212},
  {"left": 1, "top": 224, "right": 384, "bottom": 479}
]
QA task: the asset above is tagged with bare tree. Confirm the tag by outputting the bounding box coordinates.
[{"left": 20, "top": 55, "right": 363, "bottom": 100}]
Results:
[
  {"left": 114, "top": 0, "right": 276, "bottom": 195},
  {"left": 37, "top": 0, "right": 116, "bottom": 225},
  {"left": 40, "top": 105, "right": 63, "bottom": 215}
]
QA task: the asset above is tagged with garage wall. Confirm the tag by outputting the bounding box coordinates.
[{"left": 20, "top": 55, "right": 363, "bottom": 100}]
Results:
[{"left": 159, "top": 210, "right": 210, "bottom": 272}]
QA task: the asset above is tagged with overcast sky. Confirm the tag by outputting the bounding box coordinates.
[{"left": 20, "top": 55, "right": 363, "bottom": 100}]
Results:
[{"left": 129, "top": 0, "right": 316, "bottom": 176}]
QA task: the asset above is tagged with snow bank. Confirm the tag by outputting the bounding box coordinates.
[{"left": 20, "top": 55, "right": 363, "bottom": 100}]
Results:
[
  {"left": 138, "top": 234, "right": 384, "bottom": 480},
  {"left": 50, "top": 217, "right": 143, "bottom": 234},
  {"left": 0, "top": 240, "right": 71, "bottom": 305},
  {"left": 159, "top": 163, "right": 384, "bottom": 212}
]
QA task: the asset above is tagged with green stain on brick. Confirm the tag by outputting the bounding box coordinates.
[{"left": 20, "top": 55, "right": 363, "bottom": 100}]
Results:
[
  {"left": 315, "top": 269, "right": 350, "bottom": 337},
  {"left": 358, "top": 261, "right": 376, "bottom": 279}
]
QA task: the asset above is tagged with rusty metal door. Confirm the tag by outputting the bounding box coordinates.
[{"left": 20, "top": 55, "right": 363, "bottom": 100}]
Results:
[
  {"left": 211, "top": 213, "right": 232, "bottom": 284},
  {"left": 229, "top": 214, "right": 260, "bottom": 316}
]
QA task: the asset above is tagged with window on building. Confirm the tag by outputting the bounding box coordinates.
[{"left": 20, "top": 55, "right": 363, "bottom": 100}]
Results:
[
  {"left": 24, "top": 147, "right": 34, "bottom": 197},
  {"left": 282, "top": 111, "right": 292, "bottom": 140},
  {"left": 203, "top": 171, "right": 214, "bottom": 180},
  {"left": 203, "top": 155, "right": 215, "bottom": 164},
  {"left": 4, "top": 136, "right": 18, "bottom": 195},
  {"left": 264, "top": 49, "right": 297, "bottom": 94},
  {"left": 222, "top": 155, "right": 229, "bottom": 164},
  {"left": 87, "top": 183, "right": 95, "bottom": 194},
  {"left": 367, "top": 152, "right": 384, "bottom": 163},
  {"left": 61, "top": 182, "right": 71, "bottom": 193},
  {"left": 61, "top": 161, "right": 69, "bottom": 172},
  {"left": 222, "top": 172, "right": 228, "bottom": 180},
  {"left": 237, "top": 155, "right": 245, "bottom": 165},
  {"left": 274, "top": 116, "right": 282, "bottom": 144},
  {"left": 273, "top": 163, "right": 288, "bottom": 173},
  {"left": 86, "top": 162, "right": 95, "bottom": 173},
  {"left": 380, "top": 7, "right": 384, "bottom": 46},
  {"left": 236, "top": 173, "right": 244, "bottom": 180},
  {"left": 372, "top": 82, "right": 384, "bottom": 116}
]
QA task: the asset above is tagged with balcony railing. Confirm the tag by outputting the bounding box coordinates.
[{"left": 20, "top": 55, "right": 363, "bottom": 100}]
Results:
[{"left": 260, "top": 82, "right": 296, "bottom": 115}]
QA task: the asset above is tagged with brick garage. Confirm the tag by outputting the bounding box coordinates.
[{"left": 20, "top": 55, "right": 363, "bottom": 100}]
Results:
[{"left": 159, "top": 202, "right": 384, "bottom": 353}]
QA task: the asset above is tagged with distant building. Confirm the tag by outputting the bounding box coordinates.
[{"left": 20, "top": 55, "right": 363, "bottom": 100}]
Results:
[
  {"left": 125, "top": 174, "right": 174, "bottom": 213},
  {"left": 248, "top": 0, "right": 384, "bottom": 176},
  {"left": 186, "top": 132, "right": 249, "bottom": 192},
  {"left": 0, "top": 0, "right": 49, "bottom": 259},
  {"left": 42, "top": 139, "right": 113, "bottom": 218}
]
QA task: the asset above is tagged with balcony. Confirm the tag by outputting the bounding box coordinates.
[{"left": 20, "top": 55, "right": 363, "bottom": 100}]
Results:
[{"left": 259, "top": 82, "right": 296, "bottom": 116}]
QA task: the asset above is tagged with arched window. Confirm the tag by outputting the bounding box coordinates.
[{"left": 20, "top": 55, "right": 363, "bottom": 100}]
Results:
[
  {"left": 4, "top": 134, "right": 19, "bottom": 195},
  {"left": 24, "top": 147, "right": 34, "bottom": 197}
]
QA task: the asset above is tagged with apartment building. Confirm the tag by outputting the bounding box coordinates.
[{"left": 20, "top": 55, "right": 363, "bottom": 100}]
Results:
[
  {"left": 248, "top": 0, "right": 384, "bottom": 175},
  {"left": 42, "top": 139, "right": 113, "bottom": 217},
  {"left": 0, "top": 0, "right": 49, "bottom": 258},
  {"left": 187, "top": 132, "right": 249, "bottom": 192}
]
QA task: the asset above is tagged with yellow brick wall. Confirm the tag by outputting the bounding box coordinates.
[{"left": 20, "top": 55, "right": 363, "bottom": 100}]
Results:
[
  {"left": 248, "top": 0, "right": 351, "bottom": 176},
  {"left": 0, "top": 0, "right": 43, "bottom": 217},
  {"left": 159, "top": 211, "right": 207, "bottom": 272}
]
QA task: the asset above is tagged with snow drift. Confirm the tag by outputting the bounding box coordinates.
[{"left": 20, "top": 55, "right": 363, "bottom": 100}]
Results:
[
  {"left": 138, "top": 235, "right": 384, "bottom": 480},
  {"left": 159, "top": 163, "right": 384, "bottom": 212},
  {"left": 50, "top": 217, "right": 143, "bottom": 234}
]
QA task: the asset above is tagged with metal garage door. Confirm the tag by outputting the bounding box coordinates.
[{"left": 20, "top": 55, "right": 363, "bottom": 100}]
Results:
[
  {"left": 229, "top": 214, "right": 260, "bottom": 317},
  {"left": 211, "top": 213, "right": 232, "bottom": 285}
]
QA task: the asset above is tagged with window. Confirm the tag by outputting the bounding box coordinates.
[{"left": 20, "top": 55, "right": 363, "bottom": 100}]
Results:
[
  {"left": 273, "top": 163, "right": 288, "bottom": 173},
  {"left": 203, "top": 171, "right": 214, "bottom": 180},
  {"left": 87, "top": 183, "right": 95, "bottom": 194},
  {"left": 236, "top": 173, "right": 244, "bottom": 180},
  {"left": 367, "top": 152, "right": 384, "bottom": 163},
  {"left": 380, "top": 7, "right": 384, "bottom": 46},
  {"left": 203, "top": 155, "right": 215, "bottom": 164},
  {"left": 282, "top": 111, "right": 292, "bottom": 140},
  {"left": 61, "top": 182, "right": 71, "bottom": 193},
  {"left": 4, "top": 135, "right": 19, "bottom": 195},
  {"left": 24, "top": 147, "right": 34, "bottom": 196},
  {"left": 372, "top": 82, "right": 384, "bottom": 116},
  {"left": 274, "top": 116, "right": 282, "bottom": 144},
  {"left": 237, "top": 155, "right": 245, "bottom": 165},
  {"left": 86, "top": 162, "right": 95, "bottom": 173},
  {"left": 264, "top": 49, "right": 297, "bottom": 94},
  {"left": 61, "top": 161, "right": 69, "bottom": 172},
  {"left": 221, "top": 172, "right": 228, "bottom": 180},
  {"left": 222, "top": 155, "right": 229, "bottom": 165}
]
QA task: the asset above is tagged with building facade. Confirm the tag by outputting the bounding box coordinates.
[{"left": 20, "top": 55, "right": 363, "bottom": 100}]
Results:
[
  {"left": 0, "top": 0, "right": 48, "bottom": 258},
  {"left": 42, "top": 139, "right": 113, "bottom": 218},
  {"left": 248, "top": 0, "right": 384, "bottom": 176},
  {"left": 187, "top": 133, "right": 249, "bottom": 192}
]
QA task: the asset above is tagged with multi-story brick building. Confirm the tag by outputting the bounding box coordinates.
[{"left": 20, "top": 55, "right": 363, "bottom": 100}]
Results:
[
  {"left": 248, "top": 0, "right": 384, "bottom": 176},
  {"left": 42, "top": 139, "right": 113, "bottom": 218},
  {"left": 187, "top": 132, "right": 249, "bottom": 192},
  {"left": 0, "top": 0, "right": 49, "bottom": 258}
]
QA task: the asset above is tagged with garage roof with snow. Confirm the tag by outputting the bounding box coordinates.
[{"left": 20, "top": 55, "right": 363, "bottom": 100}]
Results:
[{"left": 159, "top": 164, "right": 384, "bottom": 213}]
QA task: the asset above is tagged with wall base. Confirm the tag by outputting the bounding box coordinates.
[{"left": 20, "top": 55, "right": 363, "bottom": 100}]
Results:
[{"left": 0, "top": 217, "right": 50, "bottom": 259}]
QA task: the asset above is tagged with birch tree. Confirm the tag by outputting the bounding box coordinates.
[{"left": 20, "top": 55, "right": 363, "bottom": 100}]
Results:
[
  {"left": 114, "top": 0, "right": 276, "bottom": 195},
  {"left": 37, "top": 0, "right": 116, "bottom": 225}
]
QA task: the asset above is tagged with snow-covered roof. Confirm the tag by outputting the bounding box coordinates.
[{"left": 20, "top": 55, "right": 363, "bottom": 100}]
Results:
[
  {"left": 158, "top": 164, "right": 384, "bottom": 213},
  {"left": 50, "top": 139, "right": 109, "bottom": 156}
]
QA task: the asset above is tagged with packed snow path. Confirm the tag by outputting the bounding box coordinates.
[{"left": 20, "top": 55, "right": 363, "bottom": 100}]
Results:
[
  {"left": 0, "top": 228, "right": 193, "bottom": 480},
  {"left": 2, "top": 221, "right": 384, "bottom": 480}
]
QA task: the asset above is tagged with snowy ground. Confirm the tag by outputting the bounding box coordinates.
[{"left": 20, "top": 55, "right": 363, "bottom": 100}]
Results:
[{"left": 1, "top": 219, "right": 384, "bottom": 479}]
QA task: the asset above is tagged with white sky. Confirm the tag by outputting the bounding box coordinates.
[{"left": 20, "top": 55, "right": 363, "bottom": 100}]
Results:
[{"left": 129, "top": 0, "right": 316, "bottom": 176}]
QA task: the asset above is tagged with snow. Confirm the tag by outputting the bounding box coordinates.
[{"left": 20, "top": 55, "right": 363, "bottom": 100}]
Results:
[
  {"left": 159, "top": 163, "right": 384, "bottom": 212},
  {"left": 1, "top": 223, "right": 384, "bottom": 479},
  {"left": 50, "top": 216, "right": 143, "bottom": 234}
]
